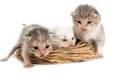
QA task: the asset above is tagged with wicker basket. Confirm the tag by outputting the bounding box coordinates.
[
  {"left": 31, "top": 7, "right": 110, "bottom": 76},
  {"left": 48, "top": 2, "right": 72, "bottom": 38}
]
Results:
[{"left": 15, "top": 39, "right": 102, "bottom": 64}]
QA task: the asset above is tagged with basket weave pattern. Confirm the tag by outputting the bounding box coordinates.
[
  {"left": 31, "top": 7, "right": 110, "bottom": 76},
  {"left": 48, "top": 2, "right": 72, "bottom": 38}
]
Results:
[{"left": 15, "top": 40, "right": 102, "bottom": 64}]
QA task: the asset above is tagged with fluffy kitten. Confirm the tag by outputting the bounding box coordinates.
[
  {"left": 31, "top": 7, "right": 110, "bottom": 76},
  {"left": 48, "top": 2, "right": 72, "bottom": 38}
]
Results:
[
  {"left": 49, "top": 26, "right": 76, "bottom": 49},
  {"left": 71, "top": 4, "right": 105, "bottom": 52},
  {"left": 0, "top": 24, "right": 53, "bottom": 68}
]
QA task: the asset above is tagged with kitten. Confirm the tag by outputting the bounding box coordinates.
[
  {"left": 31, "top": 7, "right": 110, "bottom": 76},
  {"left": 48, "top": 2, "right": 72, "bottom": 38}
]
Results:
[
  {"left": 0, "top": 24, "right": 53, "bottom": 68},
  {"left": 49, "top": 26, "right": 76, "bottom": 49},
  {"left": 71, "top": 4, "right": 105, "bottom": 52}
]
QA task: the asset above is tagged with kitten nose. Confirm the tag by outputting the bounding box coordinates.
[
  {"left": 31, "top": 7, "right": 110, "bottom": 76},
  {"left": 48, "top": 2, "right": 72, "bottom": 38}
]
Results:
[
  {"left": 69, "top": 42, "right": 74, "bottom": 47},
  {"left": 39, "top": 50, "right": 45, "bottom": 58},
  {"left": 81, "top": 27, "right": 86, "bottom": 31}
]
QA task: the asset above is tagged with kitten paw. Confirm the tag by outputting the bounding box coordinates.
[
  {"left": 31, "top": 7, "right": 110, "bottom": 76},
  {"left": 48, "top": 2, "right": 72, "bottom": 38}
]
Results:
[
  {"left": 24, "top": 63, "right": 33, "bottom": 68},
  {"left": 0, "top": 58, "right": 8, "bottom": 62}
]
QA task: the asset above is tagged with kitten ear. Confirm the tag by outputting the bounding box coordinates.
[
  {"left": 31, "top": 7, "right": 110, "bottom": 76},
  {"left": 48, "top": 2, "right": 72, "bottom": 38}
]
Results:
[
  {"left": 71, "top": 12, "right": 76, "bottom": 17},
  {"left": 22, "top": 23, "right": 27, "bottom": 27},
  {"left": 94, "top": 10, "right": 101, "bottom": 20},
  {"left": 24, "top": 33, "right": 32, "bottom": 41},
  {"left": 94, "top": 10, "right": 99, "bottom": 15},
  {"left": 22, "top": 23, "right": 28, "bottom": 29},
  {"left": 49, "top": 32, "right": 56, "bottom": 38}
]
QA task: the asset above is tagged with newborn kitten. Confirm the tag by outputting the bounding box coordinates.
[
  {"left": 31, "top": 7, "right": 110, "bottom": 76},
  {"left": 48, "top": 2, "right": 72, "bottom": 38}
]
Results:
[
  {"left": 71, "top": 4, "right": 105, "bottom": 52},
  {"left": 0, "top": 24, "right": 53, "bottom": 68},
  {"left": 49, "top": 26, "right": 76, "bottom": 49}
]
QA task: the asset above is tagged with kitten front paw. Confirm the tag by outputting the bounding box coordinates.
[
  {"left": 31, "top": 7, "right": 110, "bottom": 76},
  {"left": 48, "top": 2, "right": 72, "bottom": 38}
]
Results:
[
  {"left": 0, "top": 58, "right": 8, "bottom": 62},
  {"left": 23, "top": 63, "right": 33, "bottom": 68}
]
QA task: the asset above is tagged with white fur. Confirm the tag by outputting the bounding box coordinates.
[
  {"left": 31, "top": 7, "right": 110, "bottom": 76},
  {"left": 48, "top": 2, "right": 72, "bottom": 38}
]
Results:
[
  {"left": 49, "top": 26, "right": 76, "bottom": 48},
  {"left": 82, "top": 23, "right": 102, "bottom": 41},
  {"left": 81, "top": 23, "right": 105, "bottom": 52}
]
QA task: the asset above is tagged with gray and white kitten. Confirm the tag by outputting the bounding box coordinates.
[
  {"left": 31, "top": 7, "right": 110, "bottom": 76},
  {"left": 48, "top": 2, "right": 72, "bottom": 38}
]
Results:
[
  {"left": 0, "top": 24, "right": 53, "bottom": 68},
  {"left": 49, "top": 26, "right": 76, "bottom": 49},
  {"left": 71, "top": 4, "right": 105, "bottom": 52}
]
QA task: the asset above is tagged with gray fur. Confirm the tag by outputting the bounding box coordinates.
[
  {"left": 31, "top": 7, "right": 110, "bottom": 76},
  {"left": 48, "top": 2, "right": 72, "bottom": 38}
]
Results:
[
  {"left": 71, "top": 4, "right": 105, "bottom": 52},
  {"left": 0, "top": 24, "right": 53, "bottom": 68}
]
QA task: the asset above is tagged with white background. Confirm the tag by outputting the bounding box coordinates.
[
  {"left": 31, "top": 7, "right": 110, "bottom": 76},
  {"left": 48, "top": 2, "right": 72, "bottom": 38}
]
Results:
[{"left": 0, "top": 0, "right": 119, "bottom": 76}]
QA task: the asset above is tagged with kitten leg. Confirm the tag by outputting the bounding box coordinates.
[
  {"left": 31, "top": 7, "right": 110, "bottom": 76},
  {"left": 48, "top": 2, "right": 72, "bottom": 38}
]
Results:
[
  {"left": 96, "top": 40, "right": 104, "bottom": 52},
  {"left": 89, "top": 39, "right": 104, "bottom": 53},
  {"left": 22, "top": 42, "right": 32, "bottom": 68},
  {"left": 89, "top": 40, "right": 97, "bottom": 52},
  {"left": 0, "top": 42, "right": 21, "bottom": 61}
]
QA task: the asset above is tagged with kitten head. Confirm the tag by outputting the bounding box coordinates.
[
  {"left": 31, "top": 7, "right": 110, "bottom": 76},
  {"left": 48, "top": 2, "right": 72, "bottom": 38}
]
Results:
[
  {"left": 49, "top": 27, "right": 76, "bottom": 48},
  {"left": 71, "top": 4, "right": 101, "bottom": 32},
  {"left": 25, "top": 28, "right": 53, "bottom": 59}
]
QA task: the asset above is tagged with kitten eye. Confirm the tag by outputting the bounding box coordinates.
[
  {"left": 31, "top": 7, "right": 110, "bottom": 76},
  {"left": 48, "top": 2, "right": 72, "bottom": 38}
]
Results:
[
  {"left": 72, "top": 37, "right": 74, "bottom": 40},
  {"left": 77, "top": 21, "right": 81, "bottom": 24},
  {"left": 95, "top": 11, "right": 99, "bottom": 14},
  {"left": 33, "top": 46, "right": 39, "bottom": 50},
  {"left": 27, "top": 33, "right": 31, "bottom": 36},
  {"left": 45, "top": 45, "right": 49, "bottom": 49},
  {"left": 62, "top": 39, "right": 67, "bottom": 41},
  {"left": 87, "top": 21, "right": 92, "bottom": 24}
]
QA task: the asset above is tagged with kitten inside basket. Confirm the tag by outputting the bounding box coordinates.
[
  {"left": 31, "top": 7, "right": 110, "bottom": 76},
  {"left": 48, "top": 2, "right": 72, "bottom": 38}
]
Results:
[{"left": 49, "top": 26, "right": 76, "bottom": 49}]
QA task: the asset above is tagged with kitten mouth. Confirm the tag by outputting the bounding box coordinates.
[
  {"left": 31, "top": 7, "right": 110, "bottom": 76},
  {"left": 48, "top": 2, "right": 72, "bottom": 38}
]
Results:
[
  {"left": 38, "top": 56, "right": 45, "bottom": 59},
  {"left": 34, "top": 50, "right": 47, "bottom": 58},
  {"left": 39, "top": 54, "right": 45, "bottom": 58},
  {"left": 81, "top": 28, "right": 86, "bottom": 31},
  {"left": 35, "top": 54, "right": 45, "bottom": 59}
]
